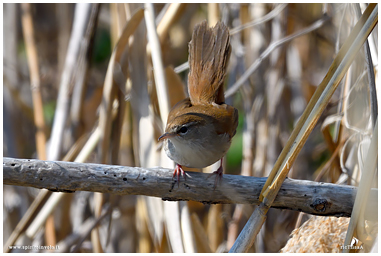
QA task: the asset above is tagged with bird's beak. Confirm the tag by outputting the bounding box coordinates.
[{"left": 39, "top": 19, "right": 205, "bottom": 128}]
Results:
[{"left": 158, "top": 132, "right": 176, "bottom": 141}]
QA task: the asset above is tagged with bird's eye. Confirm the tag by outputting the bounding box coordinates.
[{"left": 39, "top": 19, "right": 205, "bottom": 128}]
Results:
[{"left": 178, "top": 126, "right": 188, "bottom": 134}]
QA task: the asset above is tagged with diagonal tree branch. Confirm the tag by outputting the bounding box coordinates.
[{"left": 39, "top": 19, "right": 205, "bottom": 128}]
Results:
[{"left": 3, "top": 157, "right": 377, "bottom": 218}]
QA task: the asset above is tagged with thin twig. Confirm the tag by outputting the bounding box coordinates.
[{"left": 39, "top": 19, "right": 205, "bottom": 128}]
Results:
[
  {"left": 225, "top": 14, "right": 330, "bottom": 98},
  {"left": 229, "top": 3, "right": 287, "bottom": 35},
  {"left": 175, "top": 4, "right": 287, "bottom": 75},
  {"left": 173, "top": 3, "right": 288, "bottom": 74},
  {"left": 25, "top": 191, "right": 65, "bottom": 238},
  {"left": 174, "top": 62, "right": 189, "bottom": 73},
  {"left": 71, "top": 205, "right": 112, "bottom": 252}
]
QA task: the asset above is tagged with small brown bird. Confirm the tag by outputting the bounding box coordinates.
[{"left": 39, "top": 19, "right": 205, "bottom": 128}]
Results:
[{"left": 159, "top": 21, "right": 238, "bottom": 187}]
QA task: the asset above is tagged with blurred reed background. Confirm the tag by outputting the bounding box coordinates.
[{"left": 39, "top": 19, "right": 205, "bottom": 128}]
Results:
[{"left": 3, "top": 3, "right": 378, "bottom": 253}]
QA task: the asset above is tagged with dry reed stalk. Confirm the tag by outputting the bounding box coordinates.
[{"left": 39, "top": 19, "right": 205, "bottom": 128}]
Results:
[
  {"left": 70, "top": 4, "right": 100, "bottom": 141},
  {"left": 208, "top": 3, "right": 219, "bottom": 26},
  {"left": 3, "top": 4, "right": 22, "bottom": 160},
  {"left": 238, "top": 3, "right": 256, "bottom": 178},
  {"left": 165, "top": 67, "right": 196, "bottom": 252},
  {"left": 20, "top": 3, "right": 47, "bottom": 161},
  {"left": 343, "top": 119, "right": 378, "bottom": 252},
  {"left": 49, "top": 3, "right": 92, "bottom": 161},
  {"left": 56, "top": 3, "right": 72, "bottom": 85},
  {"left": 22, "top": 125, "right": 101, "bottom": 242},
  {"left": 146, "top": 3, "right": 191, "bottom": 253},
  {"left": 352, "top": 5, "right": 377, "bottom": 128},
  {"left": 3, "top": 189, "right": 52, "bottom": 253},
  {"left": 3, "top": 82, "right": 34, "bottom": 121},
  {"left": 95, "top": 7, "right": 144, "bottom": 252},
  {"left": 321, "top": 124, "right": 341, "bottom": 180},
  {"left": 20, "top": 2, "right": 53, "bottom": 247},
  {"left": 230, "top": 4, "right": 287, "bottom": 35},
  {"left": 207, "top": 204, "right": 224, "bottom": 252},
  {"left": 230, "top": 3, "right": 378, "bottom": 252},
  {"left": 145, "top": 3, "right": 170, "bottom": 124},
  {"left": 4, "top": 3, "right": 378, "bottom": 253},
  {"left": 157, "top": 3, "right": 185, "bottom": 44},
  {"left": 261, "top": 1, "right": 377, "bottom": 212},
  {"left": 4, "top": 123, "right": 100, "bottom": 253},
  {"left": 71, "top": 205, "right": 112, "bottom": 253},
  {"left": 136, "top": 197, "right": 152, "bottom": 252},
  {"left": 72, "top": 6, "right": 102, "bottom": 250},
  {"left": 91, "top": 192, "right": 104, "bottom": 252},
  {"left": 172, "top": 4, "right": 287, "bottom": 75},
  {"left": 97, "top": 7, "right": 144, "bottom": 164},
  {"left": 226, "top": 204, "right": 243, "bottom": 250},
  {"left": 127, "top": 3, "right": 164, "bottom": 251},
  {"left": 110, "top": 3, "right": 122, "bottom": 46},
  {"left": 225, "top": 14, "right": 330, "bottom": 98},
  {"left": 191, "top": 213, "right": 212, "bottom": 253},
  {"left": 111, "top": 4, "right": 135, "bottom": 168},
  {"left": 180, "top": 201, "right": 196, "bottom": 253}
]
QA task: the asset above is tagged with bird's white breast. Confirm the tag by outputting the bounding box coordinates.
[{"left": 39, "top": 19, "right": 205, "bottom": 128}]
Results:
[{"left": 163, "top": 132, "right": 231, "bottom": 168}]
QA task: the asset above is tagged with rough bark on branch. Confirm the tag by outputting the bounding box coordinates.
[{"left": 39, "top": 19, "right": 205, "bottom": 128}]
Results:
[{"left": 3, "top": 157, "right": 375, "bottom": 217}]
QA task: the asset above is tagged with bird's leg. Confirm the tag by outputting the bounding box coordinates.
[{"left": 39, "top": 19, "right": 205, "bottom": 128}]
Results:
[
  {"left": 208, "top": 158, "right": 224, "bottom": 189},
  {"left": 173, "top": 164, "right": 191, "bottom": 187}
]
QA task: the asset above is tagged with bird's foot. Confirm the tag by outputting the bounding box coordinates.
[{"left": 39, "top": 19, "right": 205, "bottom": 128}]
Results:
[
  {"left": 173, "top": 164, "right": 191, "bottom": 187},
  {"left": 207, "top": 159, "right": 224, "bottom": 189}
]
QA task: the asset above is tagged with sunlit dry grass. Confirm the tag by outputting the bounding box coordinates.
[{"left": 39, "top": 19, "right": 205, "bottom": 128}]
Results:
[{"left": 3, "top": 3, "right": 377, "bottom": 253}]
